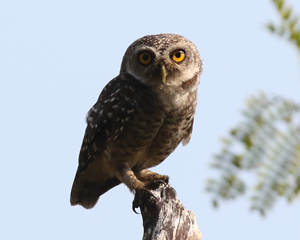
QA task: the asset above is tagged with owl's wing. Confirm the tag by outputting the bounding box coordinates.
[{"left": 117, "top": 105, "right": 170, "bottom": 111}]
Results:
[
  {"left": 71, "top": 77, "right": 142, "bottom": 208},
  {"left": 182, "top": 118, "right": 194, "bottom": 146},
  {"left": 75, "top": 77, "right": 140, "bottom": 179}
]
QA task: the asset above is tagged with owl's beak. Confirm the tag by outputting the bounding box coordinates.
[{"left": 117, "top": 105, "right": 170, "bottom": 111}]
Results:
[{"left": 161, "top": 65, "right": 168, "bottom": 84}]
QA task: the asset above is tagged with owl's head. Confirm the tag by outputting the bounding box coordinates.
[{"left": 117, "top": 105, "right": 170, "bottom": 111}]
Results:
[{"left": 120, "top": 34, "right": 202, "bottom": 91}]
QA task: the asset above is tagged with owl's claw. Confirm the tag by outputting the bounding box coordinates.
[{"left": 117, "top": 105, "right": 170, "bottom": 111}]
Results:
[
  {"left": 132, "top": 188, "right": 157, "bottom": 214},
  {"left": 145, "top": 179, "right": 169, "bottom": 190}
]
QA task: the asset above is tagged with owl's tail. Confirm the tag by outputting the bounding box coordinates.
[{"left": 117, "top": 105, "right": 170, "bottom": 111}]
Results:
[{"left": 70, "top": 177, "right": 121, "bottom": 209}]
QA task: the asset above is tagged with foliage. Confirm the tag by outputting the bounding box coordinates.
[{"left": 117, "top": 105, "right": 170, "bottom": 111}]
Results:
[
  {"left": 266, "top": 0, "right": 300, "bottom": 52},
  {"left": 207, "top": 93, "right": 300, "bottom": 216},
  {"left": 206, "top": 0, "right": 300, "bottom": 216}
]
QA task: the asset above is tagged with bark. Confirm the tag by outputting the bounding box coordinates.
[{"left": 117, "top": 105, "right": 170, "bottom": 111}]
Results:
[{"left": 136, "top": 185, "right": 202, "bottom": 240}]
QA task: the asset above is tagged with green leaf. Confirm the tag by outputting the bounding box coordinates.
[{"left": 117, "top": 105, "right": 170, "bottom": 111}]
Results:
[
  {"left": 274, "top": 0, "right": 284, "bottom": 10},
  {"left": 281, "top": 7, "right": 292, "bottom": 20},
  {"left": 266, "top": 23, "right": 276, "bottom": 32},
  {"left": 213, "top": 199, "right": 218, "bottom": 208},
  {"left": 230, "top": 128, "right": 238, "bottom": 136},
  {"left": 289, "top": 17, "right": 299, "bottom": 31},
  {"left": 242, "top": 134, "right": 253, "bottom": 150},
  {"left": 232, "top": 155, "right": 243, "bottom": 168}
]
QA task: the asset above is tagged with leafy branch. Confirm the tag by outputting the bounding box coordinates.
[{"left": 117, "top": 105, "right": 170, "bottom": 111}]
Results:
[
  {"left": 207, "top": 93, "right": 300, "bottom": 216},
  {"left": 266, "top": 0, "right": 300, "bottom": 53}
]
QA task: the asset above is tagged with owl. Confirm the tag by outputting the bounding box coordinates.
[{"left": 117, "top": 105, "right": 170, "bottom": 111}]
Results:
[{"left": 70, "top": 33, "right": 202, "bottom": 209}]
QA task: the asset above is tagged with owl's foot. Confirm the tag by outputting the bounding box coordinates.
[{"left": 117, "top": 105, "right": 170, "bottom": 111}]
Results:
[
  {"left": 135, "top": 169, "right": 169, "bottom": 188},
  {"left": 132, "top": 187, "right": 157, "bottom": 214}
]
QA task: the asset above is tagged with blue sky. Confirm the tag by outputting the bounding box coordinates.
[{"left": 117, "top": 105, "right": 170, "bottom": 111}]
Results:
[{"left": 1, "top": 0, "right": 300, "bottom": 239}]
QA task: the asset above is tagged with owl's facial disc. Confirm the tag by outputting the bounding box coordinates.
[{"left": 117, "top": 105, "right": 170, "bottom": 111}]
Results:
[
  {"left": 125, "top": 44, "right": 197, "bottom": 88},
  {"left": 135, "top": 48, "right": 185, "bottom": 84}
]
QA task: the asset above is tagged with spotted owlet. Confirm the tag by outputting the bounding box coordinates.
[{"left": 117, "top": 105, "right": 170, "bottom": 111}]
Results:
[{"left": 70, "top": 33, "right": 202, "bottom": 209}]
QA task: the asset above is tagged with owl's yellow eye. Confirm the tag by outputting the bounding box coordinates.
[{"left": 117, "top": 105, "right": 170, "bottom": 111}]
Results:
[
  {"left": 139, "top": 52, "right": 152, "bottom": 65},
  {"left": 172, "top": 50, "right": 185, "bottom": 63}
]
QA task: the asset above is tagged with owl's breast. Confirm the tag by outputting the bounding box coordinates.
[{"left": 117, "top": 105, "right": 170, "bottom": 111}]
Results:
[
  {"left": 139, "top": 108, "right": 194, "bottom": 169},
  {"left": 94, "top": 76, "right": 197, "bottom": 172},
  {"left": 130, "top": 83, "right": 197, "bottom": 170}
]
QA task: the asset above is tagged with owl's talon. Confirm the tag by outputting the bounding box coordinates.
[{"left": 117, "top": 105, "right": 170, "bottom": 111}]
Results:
[
  {"left": 144, "top": 175, "right": 169, "bottom": 190},
  {"left": 145, "top": 179, "right": 168, "bottom": 190},
  {"left": 157, "top": 179, "right": 168, "bottom": 186},
  {"left": 132, "top": 204, "right": 140, "bottom": 214}
]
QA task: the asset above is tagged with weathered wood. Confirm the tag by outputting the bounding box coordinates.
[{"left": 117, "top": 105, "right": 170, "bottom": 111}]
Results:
[{"left": 136, "top": 185, "right": 202, "bottom": 240}]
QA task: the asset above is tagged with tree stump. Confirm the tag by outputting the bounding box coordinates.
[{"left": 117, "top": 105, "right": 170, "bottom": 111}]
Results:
[{"left": 136, "top": 185, "right": 202, "bottom": 240}]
